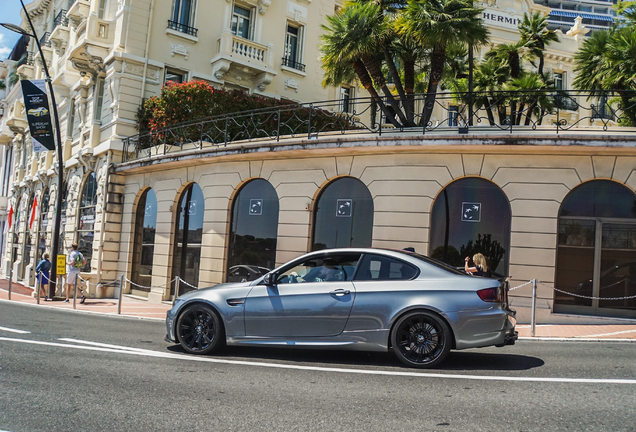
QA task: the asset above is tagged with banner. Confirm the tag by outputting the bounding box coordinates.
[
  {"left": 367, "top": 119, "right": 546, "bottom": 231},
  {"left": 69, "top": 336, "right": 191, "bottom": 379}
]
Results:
[
  {"left": 21, "top": 79, "right": 56, "bottom": 152},
  {"left": 4, "top": 206, "right": 13, "bottom": 234},
  {"left": 29, "top": 196, "right": 38, "bottom": 231}
]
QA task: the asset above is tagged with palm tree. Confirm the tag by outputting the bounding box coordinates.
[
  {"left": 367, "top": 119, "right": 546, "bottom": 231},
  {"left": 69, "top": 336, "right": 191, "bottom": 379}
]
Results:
[
  {"left": 396, "top": 0, "right": 489, "bottom": 126},
  {"left": 505, "top": 73, "right": 553, "bottom": 125},
  {"left": 573, "top": 27, "right": 636, "bottom": 126},
  {"left": 519, "top": 12, "right": 559, "bottom": 78},
  {"left": 320, "top": 2, "right": 413, "bottom": 127}
]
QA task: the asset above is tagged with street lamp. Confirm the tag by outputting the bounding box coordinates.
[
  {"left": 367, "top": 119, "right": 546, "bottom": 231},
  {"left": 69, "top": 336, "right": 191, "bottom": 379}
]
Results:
[{"left": 2, "top": 0, "right": 65, "bottom": 299}]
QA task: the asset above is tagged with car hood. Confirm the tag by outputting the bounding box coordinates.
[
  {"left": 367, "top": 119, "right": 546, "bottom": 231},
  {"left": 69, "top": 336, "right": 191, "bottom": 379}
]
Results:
[{"left": 176, "top": 281, "right": 254, "bottom": 302}]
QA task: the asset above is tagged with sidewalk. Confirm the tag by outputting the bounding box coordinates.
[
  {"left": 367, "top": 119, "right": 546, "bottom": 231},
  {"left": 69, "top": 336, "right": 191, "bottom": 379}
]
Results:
[
  {"left": 0, "top": 279, "right": 170, "bottom": 320},
  {"left": 2, "top": 279, "right": 636, "bottom": 340}
]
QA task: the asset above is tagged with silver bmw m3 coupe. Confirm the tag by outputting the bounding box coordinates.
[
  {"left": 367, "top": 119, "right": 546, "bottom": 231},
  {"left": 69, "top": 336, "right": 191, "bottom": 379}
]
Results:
[{"left": 165, "top": 248, "right": 517, "bottom": 368}]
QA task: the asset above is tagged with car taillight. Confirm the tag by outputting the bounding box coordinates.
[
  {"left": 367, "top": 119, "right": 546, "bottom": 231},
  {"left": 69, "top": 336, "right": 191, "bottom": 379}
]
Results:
[{"left": 477, "top": 287, "right": 500, "bottom": 302}]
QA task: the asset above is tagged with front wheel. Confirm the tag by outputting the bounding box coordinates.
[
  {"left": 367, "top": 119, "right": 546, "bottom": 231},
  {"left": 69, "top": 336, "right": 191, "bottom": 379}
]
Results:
[
  {"left": 391, "top": 311, "right": 452, "bottom": 368},
  {"left": 176, "top": 304, "right": 224, "bottom": 355}
]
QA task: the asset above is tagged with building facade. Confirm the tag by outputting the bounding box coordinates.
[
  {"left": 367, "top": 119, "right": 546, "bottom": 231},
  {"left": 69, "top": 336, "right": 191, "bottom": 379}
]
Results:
[{"left": 1, "top": 0, "right": 634, "bottom": 324}]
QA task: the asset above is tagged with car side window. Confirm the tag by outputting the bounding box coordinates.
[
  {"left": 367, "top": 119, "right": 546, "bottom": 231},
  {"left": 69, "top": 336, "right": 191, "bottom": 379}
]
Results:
[
  {"left": 354, "top": 254, "right": 418, "bottom": 281},
  {"left": 276, "top": 254, "right": 361, "bottom": 284}
]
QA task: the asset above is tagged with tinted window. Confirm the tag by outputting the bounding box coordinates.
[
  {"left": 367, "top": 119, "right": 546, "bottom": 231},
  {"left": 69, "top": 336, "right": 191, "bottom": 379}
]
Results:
[
  {"left": 312, "top": 177, "right": 373, "bottom": 251},
  {"left": 277, "top": 254, "right": 361, "bottom": 284},
  {"left": 429, "top": 178, "right": 511, "bottom": 276},
  {"left": 354, "top": 254, "right": 418, "bottom": 281},
  {"left": 227, "top": 179, "right": 279, "bottom": 274},
  {"left": 560, "top": 180, "right": 636, "bottom": 218}
]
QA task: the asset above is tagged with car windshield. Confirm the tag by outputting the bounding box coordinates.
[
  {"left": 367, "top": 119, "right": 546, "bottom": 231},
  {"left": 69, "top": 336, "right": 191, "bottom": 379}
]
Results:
[{"left": 391, "top": 249, "right": 467, "bottom": 276}]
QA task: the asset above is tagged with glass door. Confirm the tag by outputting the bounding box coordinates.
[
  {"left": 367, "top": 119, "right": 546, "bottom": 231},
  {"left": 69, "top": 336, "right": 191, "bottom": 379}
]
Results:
[{"left": 597, "top": 223, "right": 636, "bottom": 313}]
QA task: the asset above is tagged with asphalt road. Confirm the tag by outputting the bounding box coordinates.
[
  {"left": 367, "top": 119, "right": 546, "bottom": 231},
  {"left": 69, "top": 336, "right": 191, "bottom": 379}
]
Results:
[{"left": 1, "top": 302, "right": 635, "bottom": 432}]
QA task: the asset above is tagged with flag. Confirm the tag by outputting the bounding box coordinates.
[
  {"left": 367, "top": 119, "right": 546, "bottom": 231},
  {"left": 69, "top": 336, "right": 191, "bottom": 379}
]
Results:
[
  {"left": 4, "top": 206, "right": 13, "bottom": 234},
  {"left": 29, "top": 196, "right": 38, "bottom": 231}
]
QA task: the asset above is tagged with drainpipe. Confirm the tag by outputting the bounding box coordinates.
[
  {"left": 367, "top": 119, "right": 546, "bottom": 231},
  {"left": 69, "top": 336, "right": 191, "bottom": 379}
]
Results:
[{"left": 140, "top": 0, "right": 156, "bottom": 101}]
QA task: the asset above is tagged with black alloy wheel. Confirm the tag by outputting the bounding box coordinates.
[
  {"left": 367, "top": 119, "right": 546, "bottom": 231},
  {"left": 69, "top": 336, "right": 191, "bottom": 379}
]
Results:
[
  {"left": 176, "top": 304, "right": 224, "bottom": 355},
  {"left": 391, "top": 311, "right": 452, "bottom": 368}
]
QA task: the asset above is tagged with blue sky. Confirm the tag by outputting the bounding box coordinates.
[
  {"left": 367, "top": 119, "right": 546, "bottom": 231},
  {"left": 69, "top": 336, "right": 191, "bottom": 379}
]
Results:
[{"left": 0, "top": 0, "right": 30, "bottom": 61}]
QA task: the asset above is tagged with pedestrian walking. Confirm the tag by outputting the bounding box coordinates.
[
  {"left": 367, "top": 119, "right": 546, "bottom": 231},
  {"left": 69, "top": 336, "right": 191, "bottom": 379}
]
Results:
[
  {"left": 65, "top": 243, "right": 86, "bottom": 303},
  {"left": 35, "top": 252, "right": 51, "bottom": 300}
]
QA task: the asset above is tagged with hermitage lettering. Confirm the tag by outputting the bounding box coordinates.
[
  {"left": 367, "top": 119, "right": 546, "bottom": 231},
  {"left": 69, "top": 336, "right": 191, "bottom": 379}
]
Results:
[{"left": 482, "top": 11, "right": 519, "bottom": 27}]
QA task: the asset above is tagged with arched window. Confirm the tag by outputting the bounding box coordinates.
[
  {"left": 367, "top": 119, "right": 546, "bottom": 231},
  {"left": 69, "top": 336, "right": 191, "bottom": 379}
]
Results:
[
  {"left": 172, "top": 183, "right": 204, "bottom": 296},
  {"left": 58, "top": 181, "right": 68, "bottom": 254},
  {"left": 429, "top": 178, "right": 511, "bottom": 277},
  {"left": 77, "top": 172, "right": 97, "bottom": 271},
  {"left": 24, "top": 193, "right": 35, "bottom": 276},
  {"left": 227, "top": 179, "right": 279, "bottom": 281},
  {"left": 312, "top": 177, "right": 373, "bottom": 251},
  {"left": 555, "top": 180, "right": 636, "bottom": 317},
  {"left": 131, "top": 188, "right": 157, "bottom": 296},
  {"left": 38, "top": 188, "right": 50, "bottom": 260}
]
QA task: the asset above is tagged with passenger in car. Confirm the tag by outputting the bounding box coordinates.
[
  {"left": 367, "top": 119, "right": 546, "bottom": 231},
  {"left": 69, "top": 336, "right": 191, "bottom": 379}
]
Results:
[{"left": 465, "top": 253, "right": 489, "bottom": 277}]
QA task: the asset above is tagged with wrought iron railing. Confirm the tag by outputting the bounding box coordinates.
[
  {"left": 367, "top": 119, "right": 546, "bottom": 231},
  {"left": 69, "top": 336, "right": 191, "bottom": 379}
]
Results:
[
  {"left": 39, "top": 32, "right": 51, "bottom": 47},
  {"left": 167, "top": 20, "right": 198, "bottom": 37},
  {"left": 281, "top": 57, "right": 306, "bottom": 72},
  {"left": 54, "top": 9, "right": 69, "bottom": 28},
  {"left": 121, "top": 89, "right": 636, "bottom": 163}
]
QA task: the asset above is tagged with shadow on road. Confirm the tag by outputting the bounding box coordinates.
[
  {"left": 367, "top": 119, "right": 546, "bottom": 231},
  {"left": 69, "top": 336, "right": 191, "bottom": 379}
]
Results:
[{"left": 166, "top": 344, "right": 543, "bottom": 371}]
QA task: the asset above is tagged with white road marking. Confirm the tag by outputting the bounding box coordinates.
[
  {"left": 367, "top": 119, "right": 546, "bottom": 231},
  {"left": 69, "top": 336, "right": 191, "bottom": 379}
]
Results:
[
  {"left": 1, "top": 336, "right": 635, "bottom": 384},
  {"left": 0, "top": 326, "right": 30, "bottom": 334}
]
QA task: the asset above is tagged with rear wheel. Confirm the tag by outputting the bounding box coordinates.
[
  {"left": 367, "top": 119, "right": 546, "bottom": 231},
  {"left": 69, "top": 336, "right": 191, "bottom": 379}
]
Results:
[
  {"left": 391, "top": 311, "right": 452, "bottom": 368},
  {"left": 176, "top": 304, "right": 224, "bottom": 355}
]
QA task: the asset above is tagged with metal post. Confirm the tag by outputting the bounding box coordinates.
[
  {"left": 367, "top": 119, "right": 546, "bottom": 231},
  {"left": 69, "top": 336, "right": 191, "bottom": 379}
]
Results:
[
  {"left": 8, "top": 267, "right": 12, "bottom": 300},
  {"left": 531, "top": 279, "right": 537, "bottom": 337},
  {"left": 36, "top": 272, "right": 41, "bottom": 304},
  {"left": 72, "top": 273, "right": 78, "bottom": 309},
  {"left": 118, "top": 274, "right": 124, "bottom": 315},
  {"left": 173, "top": 276, "right": 180, "bottom": 306}
]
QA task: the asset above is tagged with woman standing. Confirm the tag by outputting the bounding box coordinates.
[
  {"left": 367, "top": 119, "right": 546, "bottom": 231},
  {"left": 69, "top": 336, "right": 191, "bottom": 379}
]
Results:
[
  {"left": 35, "top": 253, "right": 52, "bottom": 300},
  {"left": 465, "top": 253, "right": 489, "bottom": 277}
]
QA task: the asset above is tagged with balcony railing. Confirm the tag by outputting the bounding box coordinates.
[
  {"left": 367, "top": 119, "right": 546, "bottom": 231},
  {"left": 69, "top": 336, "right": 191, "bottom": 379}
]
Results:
[
  {"left": 281, "top": 57, "right": 306, "bottom": 72},
  {"left": 54, "top": 9, "right": 69, "bottom": 28},
  {"left": 121, "top": 89, "right": 636, "bottom": 163},
  {"left": 167, "top": 20, "right": 198, "bottom": 37},
  {"left": 39, "top": 32, "right": 51, "bottom": 47}
]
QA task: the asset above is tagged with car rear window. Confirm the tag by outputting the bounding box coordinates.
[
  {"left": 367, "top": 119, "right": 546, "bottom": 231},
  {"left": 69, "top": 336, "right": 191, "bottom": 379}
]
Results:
[
  {"left": 392, "top": 249, "right": 467, "bottom": 276},
  {"left": 354, "top": 254, "right": 419, "bottom": 281}
]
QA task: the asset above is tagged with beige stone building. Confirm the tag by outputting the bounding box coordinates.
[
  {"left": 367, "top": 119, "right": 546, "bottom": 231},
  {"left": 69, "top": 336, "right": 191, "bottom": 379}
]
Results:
[{"left": 1, "top": 0, "right": 635, "bottom": 325}]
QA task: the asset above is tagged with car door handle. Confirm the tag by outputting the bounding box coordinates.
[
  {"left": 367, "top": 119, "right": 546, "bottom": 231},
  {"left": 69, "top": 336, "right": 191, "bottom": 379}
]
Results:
[{"left": 329, "top": 289, "right": 350, "bottom": 296}]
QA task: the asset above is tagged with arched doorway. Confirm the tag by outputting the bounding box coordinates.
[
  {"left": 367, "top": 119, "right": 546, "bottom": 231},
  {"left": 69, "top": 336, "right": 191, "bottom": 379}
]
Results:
[
  {"left": 429, "top": 177, "right": 511, "bottom": 277},
  {"left": 227, "top": 179, "right": 279, "bottom": 282},
  {"left": 77, "top": 172, "right": 97, "bottom": 272},
  {"left": 312, "top": 177, "right": 373, "bottom": 251},
  {"left": 131, "top": 188, "right": 157, "bottom": 297},
  {"left": 171, "top": 183, "right": 204, "bottom": 297},
  {"left": 555, "top": 180, "right": 636, "bottom": 318},
  {"left": 38, "top": 188, "right": 50, "bottom": 260}
]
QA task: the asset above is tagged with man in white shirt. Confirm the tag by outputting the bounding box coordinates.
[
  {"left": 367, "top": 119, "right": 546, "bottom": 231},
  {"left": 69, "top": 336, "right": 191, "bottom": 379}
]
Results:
[{"left": 65, "top": 243, "right": 85, "bottom": 303}]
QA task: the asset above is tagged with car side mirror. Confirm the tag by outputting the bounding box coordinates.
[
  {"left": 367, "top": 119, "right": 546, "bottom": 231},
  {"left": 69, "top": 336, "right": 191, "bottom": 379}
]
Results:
[{"left": 262, "top": 273, "right": 275, "bottom": 286}]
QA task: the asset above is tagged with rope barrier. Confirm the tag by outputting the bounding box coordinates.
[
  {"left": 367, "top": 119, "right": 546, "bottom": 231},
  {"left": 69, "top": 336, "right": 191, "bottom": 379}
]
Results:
[
  {"left": 178, "top": 278, "right": 198, "bottom": 290},
  {"left": 536, "top": 280, "right": 636, "bottom": 301},
  {"left": 124, "top": 277, "right": 178, "bottom": 290},
  {"left": 509, "top": 280, "right": 533, "bottom": 291}
]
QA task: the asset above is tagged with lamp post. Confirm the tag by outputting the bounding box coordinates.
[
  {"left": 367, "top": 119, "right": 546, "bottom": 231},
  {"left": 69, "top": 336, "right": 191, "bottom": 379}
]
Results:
[{"left": 2, "top": 0, "right": 65, "bottom": 299}]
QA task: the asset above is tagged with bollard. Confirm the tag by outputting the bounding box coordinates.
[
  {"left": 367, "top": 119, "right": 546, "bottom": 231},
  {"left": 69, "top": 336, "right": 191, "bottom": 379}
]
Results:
[
  {"left": 8, "top": 267, "right": 12, "bottom": 300},
  {"left": 36, "top": 272, "right": 41, "bottom": 304},
  {"left": 73, "top": 273, "right": 78, "bottom": 309},
  {"left": 531, "top": 278, "right": 537, "bottom": 337},
  {"left": 173, "top": 276, "right": 180, "bottom": 306},
  {"left": 118, "top": 274, "right": 124, "bottom": 315}
]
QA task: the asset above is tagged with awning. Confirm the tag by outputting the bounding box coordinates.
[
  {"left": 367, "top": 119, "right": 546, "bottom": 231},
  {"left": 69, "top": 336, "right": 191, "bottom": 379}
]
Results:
[{"left": 549, "top": 10, "right": 615, "bottom": 22}]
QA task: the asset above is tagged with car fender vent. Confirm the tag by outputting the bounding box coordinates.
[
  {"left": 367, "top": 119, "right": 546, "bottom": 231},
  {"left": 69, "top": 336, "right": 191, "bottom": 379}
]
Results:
[{"left": 227, "top": 298, "right": 245, "bottom": 306}]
